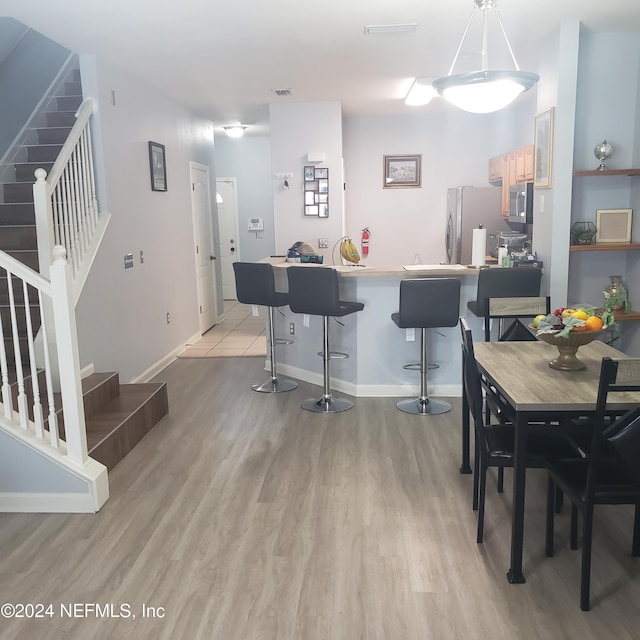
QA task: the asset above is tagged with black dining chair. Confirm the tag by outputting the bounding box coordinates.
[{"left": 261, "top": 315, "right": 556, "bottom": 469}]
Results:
[
  {"left": 460, "top": 318, "right": 581, "bottom": 543},
  {"left": 484, "top": 295, "right": 550, "bottom": 342},
  {"left": 467, "top": 267, "right": 542, "bottom": 342},
  {"left": 545, "top": 356, "right": 640, "bottom": 611}
]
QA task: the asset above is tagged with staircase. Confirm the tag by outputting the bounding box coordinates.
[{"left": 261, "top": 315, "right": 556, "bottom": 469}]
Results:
[{"left": 0, "top": 65, "right": 169, "bottom": 479}]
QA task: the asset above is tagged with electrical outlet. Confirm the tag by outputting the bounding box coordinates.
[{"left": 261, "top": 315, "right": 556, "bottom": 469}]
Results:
[
  {"left": 318, "top": 238, "right": 329, "bottom": 248},
  {"left": 166, "top": 312, "right": 170, "bottom": 324},
  {"left": 289, "top": 322, "right": 295, "bottom": 335},
  {"left": 124, "top": 253, "right": 134, "bottom": 269},
  {"left": 405, "top": 328, "right": 415, "bottom": 342}
]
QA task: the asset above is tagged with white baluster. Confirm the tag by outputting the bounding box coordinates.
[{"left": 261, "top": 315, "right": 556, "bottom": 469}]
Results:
[
  {"left": 22, "top": 281, "right": 44, "bottom": 438},
  {"left": 0, "top": 279, "right": 13, "bottom": 420},
  {"left": 7, "top": 273, "right": 28, "bottom": 429},
  {"left": 37, "top": 290, "right": 59, "bottom": 449}
]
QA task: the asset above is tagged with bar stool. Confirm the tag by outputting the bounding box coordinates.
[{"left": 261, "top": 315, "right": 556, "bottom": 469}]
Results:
[
  {"left": 391, "top": 278, "right": 461, "bottom": 415},
  {"left": 286, "top": 266, "right": 364, "bottom": 413},
  {"left": 233, "top": 262, "right": 298, "bottom": 393},
  {"left": 467, "top": 267, "right": 542, "bottom": 341}
]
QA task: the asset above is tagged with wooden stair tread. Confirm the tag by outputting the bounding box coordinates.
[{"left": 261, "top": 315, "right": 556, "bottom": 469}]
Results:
[{"left": 85, "top": 382, "right": 168, "bottom": 463}]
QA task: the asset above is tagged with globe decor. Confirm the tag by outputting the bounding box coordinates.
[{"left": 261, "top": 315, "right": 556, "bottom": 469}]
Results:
[{"left": 530, "top": 307, "right": 609, "bottom": 371}]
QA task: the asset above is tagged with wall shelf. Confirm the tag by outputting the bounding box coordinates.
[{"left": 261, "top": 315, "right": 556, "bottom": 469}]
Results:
[
  {"left": 613, "top": 309, "right": 640, "bottom": 322},
  {"left": 570, "top": 242, "right": 640, "bottom": 252},
  {"left": 573, "top": 168, "right": 640, "bottom": 177}
]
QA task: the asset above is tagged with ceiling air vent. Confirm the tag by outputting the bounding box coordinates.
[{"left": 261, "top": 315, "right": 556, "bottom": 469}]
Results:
[{"left": 271, "top": 88, "right": 293, "bottom": 97}]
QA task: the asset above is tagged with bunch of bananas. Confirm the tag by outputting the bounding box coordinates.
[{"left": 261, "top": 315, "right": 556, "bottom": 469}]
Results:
[{"left": 340, "top": 237, "right": 361, "bottom": 264}]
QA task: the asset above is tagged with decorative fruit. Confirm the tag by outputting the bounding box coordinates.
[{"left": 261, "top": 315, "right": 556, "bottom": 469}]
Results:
[
  {"left": 532, "top": 314, "right": 546, "bottom": 328},
  {"left": 552, "top": 307, "right": 566, "bottom": 317},
  {"left": 572, "top": 324, "right": 588, "bottom": 332},
  {"left": 561, "top": 308, "right": 576, "bottom": 318},
  {"left": 571, "top": 310, "right": 589, "bottom": 321},
  {"left": 585, "top": 316, "right": 604, "bottom": 331}
]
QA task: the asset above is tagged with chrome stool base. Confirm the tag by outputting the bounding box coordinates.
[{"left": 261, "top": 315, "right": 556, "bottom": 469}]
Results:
[
  {"left": 252, "top": 377, "right": 298, "bottom": 393},
  {"left": 397, "top": 396, "right": 452, "bottom": 415},
  {"left": 302, "top": 395, "right": 353, "bottom": 413}
]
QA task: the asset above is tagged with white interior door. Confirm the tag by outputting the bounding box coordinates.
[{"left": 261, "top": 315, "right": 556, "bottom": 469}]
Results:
[
  {"left": 216, "top": 177, "right": 240, "bottom": 299},
  {"left": 190, "top": 163, "right": 218, "bottom": 332}
]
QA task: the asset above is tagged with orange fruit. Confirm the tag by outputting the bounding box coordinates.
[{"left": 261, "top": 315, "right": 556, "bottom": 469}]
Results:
[{"left": 585, "top": 316, "right": 603, "bottom": 331}]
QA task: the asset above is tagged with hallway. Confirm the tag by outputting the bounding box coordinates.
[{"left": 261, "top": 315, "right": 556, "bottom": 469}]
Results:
[{"left": 179, "top": 300, "right": 267, "bottom": 358}]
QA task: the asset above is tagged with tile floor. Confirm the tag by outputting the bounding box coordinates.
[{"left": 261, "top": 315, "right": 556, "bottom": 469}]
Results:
[{"left": 178, "top": 300, "right": 267, "bottom": 358}]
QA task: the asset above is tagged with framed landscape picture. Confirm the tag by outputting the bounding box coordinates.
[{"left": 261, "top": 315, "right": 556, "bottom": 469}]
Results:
[
  {"left": 533, "top": 108, "right": 554, "bottom": 188},
  {"left": 383, "top": 155, "right": 421, "bottom": 188}
]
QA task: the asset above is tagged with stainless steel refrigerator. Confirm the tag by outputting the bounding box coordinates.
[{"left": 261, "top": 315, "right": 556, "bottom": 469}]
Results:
[{"left": 445, "top": 186, "right": 510, "bottom": 265}]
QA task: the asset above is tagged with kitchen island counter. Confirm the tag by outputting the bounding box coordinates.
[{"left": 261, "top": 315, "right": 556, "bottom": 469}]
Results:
[{"left": 260, "top": 258, "right": 486, "bottom": 398}]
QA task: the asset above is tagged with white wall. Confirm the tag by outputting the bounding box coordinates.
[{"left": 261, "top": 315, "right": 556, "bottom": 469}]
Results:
[
  {"left": 75, "top": 56, "right": 218, "bottom": 382},
  {"left": 270, "top": 102, "right": 344, "bottom": 257},
  {"left": 214, "top": 135, "right": 275, "bottom": 262},
  {"left": 342, "top": 106, "right": 529, "bottom": 268}
]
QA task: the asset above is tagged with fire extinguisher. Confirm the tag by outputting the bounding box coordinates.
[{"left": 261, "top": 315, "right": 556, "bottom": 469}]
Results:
[{"left": 361, "top": 227, "right": 371, "bottom": 257}]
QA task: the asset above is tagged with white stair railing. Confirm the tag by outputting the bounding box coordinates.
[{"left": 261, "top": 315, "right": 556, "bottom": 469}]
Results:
[
  {"left": 0, "top": 246, "right": 88, "bottom": 466},
  {"left": 33, "top": 97, "right": 109, "bottom": 299}
]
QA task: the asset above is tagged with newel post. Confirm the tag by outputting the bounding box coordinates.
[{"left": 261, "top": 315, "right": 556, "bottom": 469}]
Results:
[
  {"left": 33, "top": 168, "right": 56, "bottom": 278},
  {"left": 49, "top": 245, "right": 88, "bottom": 466}
]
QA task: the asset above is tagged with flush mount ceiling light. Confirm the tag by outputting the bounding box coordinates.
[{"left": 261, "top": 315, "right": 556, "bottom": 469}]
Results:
[
  {"left": 223, "top": 125, "right": 247, "bottom": 138},
  {"left": 405, "top": 78, "right": 438, "bottom": 106},
  {"left": 432, "top": 0, "right": 539, "bottom": 114}
]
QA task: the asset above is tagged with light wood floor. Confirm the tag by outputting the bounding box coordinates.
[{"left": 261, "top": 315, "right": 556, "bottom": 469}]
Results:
[{"left": 1, "top": 357, "right": 639, "bottom": 639}]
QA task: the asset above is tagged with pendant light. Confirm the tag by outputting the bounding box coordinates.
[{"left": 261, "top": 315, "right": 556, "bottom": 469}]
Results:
[{"left": 432, "top": 0, "right": 539, "bottom": 114}]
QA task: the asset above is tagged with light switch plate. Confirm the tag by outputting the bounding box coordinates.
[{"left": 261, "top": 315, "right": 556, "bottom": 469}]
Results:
[{"left": 405, "top": 328, "right": 415, "bottom": 342}]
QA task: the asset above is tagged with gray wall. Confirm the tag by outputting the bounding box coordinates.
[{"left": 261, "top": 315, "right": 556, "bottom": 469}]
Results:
[
  {"left": 75, "top": 56, "right": 219, "bottom": 382},
  {"left": 0, "top": 19, "right": 71, "bottom": 156},
  {"left": 213, "top": 135, "right": 275, "bottom": 262}
]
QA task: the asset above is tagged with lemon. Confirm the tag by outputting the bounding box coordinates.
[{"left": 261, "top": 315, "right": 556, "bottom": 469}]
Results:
[
  {"left": 532, "top": 314, "right": 546, "bottom": 328},
  {"left": 571, "top": 310, "right": 589, "bottom": 320}
]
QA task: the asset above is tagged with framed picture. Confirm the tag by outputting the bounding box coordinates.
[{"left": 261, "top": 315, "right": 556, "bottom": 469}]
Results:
[
  {"left": 305, "top": 205, "right": 319, "bottom": 217},
  {"left": 596, "top": 209, "right": 633, "bottom": 243},
  {"left": 304, "top": 166, "right": 315, "bottom": 181},
  {"left": 533, "top": 108, "right": 554, "bottom": 188},
  {"left": 315, "top": 167, "right": 328, "bottom": 179},
  {"left": 148, "top": 141, "right": 167, "bottom": 192},
  {"left": 383, "top": 155, "right": 421, "bottom": 188}
]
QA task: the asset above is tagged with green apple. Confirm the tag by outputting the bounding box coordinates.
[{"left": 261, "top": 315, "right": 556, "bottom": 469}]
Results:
[{"left": 532, "top": 314, "right": 546, "bottom": 328}]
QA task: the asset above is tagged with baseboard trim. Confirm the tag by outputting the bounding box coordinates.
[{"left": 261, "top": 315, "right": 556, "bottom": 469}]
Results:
[
  {"left": 0, "top": 492, "right": 102, "bottom": 513},
  {"left": 276, "top": 364, "right": 462, "bottom": 398},
  {"left": 131, "top": 332, "right": 201, "bottom": 382}
]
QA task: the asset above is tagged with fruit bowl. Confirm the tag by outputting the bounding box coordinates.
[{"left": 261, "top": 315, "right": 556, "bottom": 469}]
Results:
[{"left": 529, "top": 325, "right": 603, "bottom": 371}]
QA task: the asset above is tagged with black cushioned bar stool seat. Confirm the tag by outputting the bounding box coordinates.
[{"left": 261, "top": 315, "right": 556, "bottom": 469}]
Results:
[
  {"left": 467, "top": 267, "right": 542, "bottom": 341},
  {"left": 392, "top": 278, "right": 461, "bottom": 415},
  {"left": 287, "top": 266, "right": 364, "bottom": 413},
  {"left": 233, "top": 262, "right": 298, "bottom": 393}
]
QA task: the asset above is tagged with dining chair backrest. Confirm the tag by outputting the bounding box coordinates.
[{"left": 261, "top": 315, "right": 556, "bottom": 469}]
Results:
[
  {"left": 598, "top": 358, "right": 640, "bottom": 482},
  {"left": 587, "top": 358, "right": 640, "bottom": 491},
  {"left": 484, "top": 295, "right": 550, "bottom": 342},
  {"left": 460, "top": 317, "right": 484, "bottom": 429},
  {"left": 474, "top": 267, "right": 542, "bottom": 318}
]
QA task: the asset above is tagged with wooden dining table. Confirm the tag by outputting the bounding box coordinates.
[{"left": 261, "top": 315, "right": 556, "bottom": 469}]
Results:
[{"left": 472, "top": 339, "right": 640, "bottom": 584}]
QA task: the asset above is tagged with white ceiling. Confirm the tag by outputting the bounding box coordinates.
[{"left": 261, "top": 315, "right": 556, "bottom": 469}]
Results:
[{"left": 2, "top": 0, "right": 640, "bottom": 136}]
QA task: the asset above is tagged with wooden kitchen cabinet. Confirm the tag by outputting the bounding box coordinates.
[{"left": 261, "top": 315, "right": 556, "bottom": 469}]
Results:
[
  {"left": 499, "top": 151, "right": 517, "bottom": 216},
  {"left": 516, "top": 144, "right": 534, "bottom": 182},
  {"left": 488, "top": 154, "right": 503, "bottom": 183}
]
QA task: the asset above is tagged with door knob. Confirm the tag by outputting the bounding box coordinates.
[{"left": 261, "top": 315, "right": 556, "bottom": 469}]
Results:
[
  {"left": 210, "top": 255, "right": 216, "bottom": 260},
  {"left": 230, "top": 247, "right": 235, "bottom": 252}
]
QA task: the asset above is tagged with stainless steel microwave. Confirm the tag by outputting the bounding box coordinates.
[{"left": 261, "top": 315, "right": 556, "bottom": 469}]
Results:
[{"left": 508, "top": 183, "right": 533, "bottom": 224}]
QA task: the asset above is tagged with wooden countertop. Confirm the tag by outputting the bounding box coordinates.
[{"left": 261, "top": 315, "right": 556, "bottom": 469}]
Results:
[{"left": 263, "top": 256, "right": 485, "bottom": 277}]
